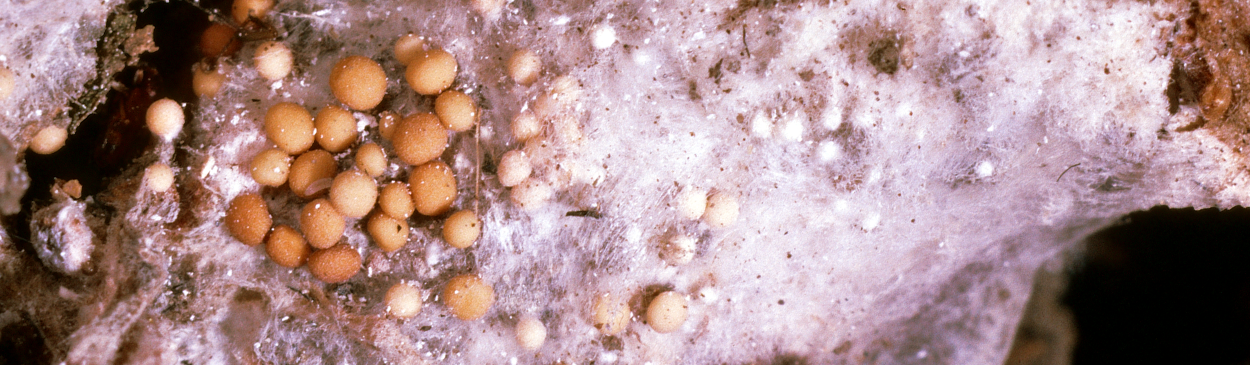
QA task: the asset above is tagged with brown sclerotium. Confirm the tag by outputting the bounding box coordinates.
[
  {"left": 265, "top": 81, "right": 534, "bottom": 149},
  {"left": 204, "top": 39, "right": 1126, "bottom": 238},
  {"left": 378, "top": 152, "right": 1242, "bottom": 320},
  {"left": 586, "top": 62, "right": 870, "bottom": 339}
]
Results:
[
  {"left": 314, "top": 105, "right": 359, "bottom": 153},
  {"left": 307, "top": 243, "right": 361, "bottom": 283},
  {"left": 392, "top": 113, "right": 447, "bottom": 166},
  {"left": 329, "top": 56, "right": 387, "bottom": 111},
  {"left": 355, "top": 142, "right": 387, "bottom": 178},
  {"left": 226, "top": 193, "right": 272, "bottom": 246},
  {"left": 405, "top": 48, "right": 457, "bottom": 95},
  {"left": 378, "top": 182, "right": 415, "bottom": 219},
  {"left": 409, "top": 161, "right": 457, "bottom": 216},
  {"left": 300, "top": 198, "right": 345, "bottom": 249},
  {"left": 232, "top": 0, "right": 274, "bottom": 24},
  {"left": 249, "top": 148, "right": 290, "bottom": 187},
  {"left": 434, "top": 90, "right": 477, "bottom": 132},
  {"left": 264, "top": 102, "right": 315, "bottom": 155},
  {"left": 199, "top": 23, "right": 240, "bottom": 58},
  {"left": 266, "top": 224, "right": 310, "bottom": 268},
  {"left": 443, "top": 274, "right": 495, "bottom": 320},
  {"left": 367, "top": 213, "right": 409, "bottom": 252},
  {"left": 328, "top": 169, "right": 377, "bottom": 219},
  {"left": 288, "top": 149, "right": 336, "bottom": 199},
  {"left": 192, "top": 61, "right": 227, "bottom": 98},
  {"left": 393, "top": 34, "right": 426, "bottom": 65},
  {"left": 442, "top": 210, "right": 480, "bottom": 249},
  {"left": 377, "top": 111, "right": 400, "bottom": 141}
]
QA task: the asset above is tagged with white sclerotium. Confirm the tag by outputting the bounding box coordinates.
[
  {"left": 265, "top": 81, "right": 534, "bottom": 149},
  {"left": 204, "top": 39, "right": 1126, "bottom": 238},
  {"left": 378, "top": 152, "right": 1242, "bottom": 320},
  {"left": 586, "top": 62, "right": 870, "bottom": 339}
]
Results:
[
  {"left": 511, "top": 178, "right": 552, "bottom": 210},
  {"left": 976, "top": 161, "right": 994, "bottom": 178},
  {"left": 592, "top": 24, "right": 617, "bottom": 49},
  {"left": 497, "top": 150, "right": 532, "bottom": 187},
  {"left": 511, "top": 111, "right": 541, "bottom": 141},
  {"left": 661, "top": 234, "right": 697, "bottom": 265},
  {"left": 704, "top": 192, "right": 739, "bottom": 228},
  {"left": 254, "top": 41, "right": 293, "bottom": 81},
  {"left": 515, "top": 315, "right": 547, "bottom": 350},
  {"left": 818, "top": 141, "right": 843, "bottom": 162},
  {"left": 675, "top": 187, "right": 707, "bottom": 220},
  {"left": 780, "top": 113, "right": 804, "bottom": 141},
  {"left": 751, "top": 113, "right": 772, "bottom": 138},
  {"left": 144, "top": 163, "right": 175, "bottom": 193}
]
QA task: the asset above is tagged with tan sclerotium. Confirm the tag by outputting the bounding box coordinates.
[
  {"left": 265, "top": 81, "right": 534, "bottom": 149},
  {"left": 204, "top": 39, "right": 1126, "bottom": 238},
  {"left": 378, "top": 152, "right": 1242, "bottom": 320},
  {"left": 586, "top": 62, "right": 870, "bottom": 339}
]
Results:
[
  {"left": 0, "top": 66, "right": 15, "bottom": 100},
  {"left": 300, "top": 198, "right": 346, "bottom": 249},
  {"left": 405, "top": 48, "right": 457, "bottom": 95},
  {"left": 510, "top": 111, "right": 541, "bottom": 142},
  {"left": 392, "top": 113, "right": 447, "bottom": 166},
  {"left": 330, "top": 56, "right": 387, "bottom": 111},
  {"left": 675, "top": 187, "right": 707, "bottom": 220},
  {"left": 385, "top": 282, "right": 424, "bottom": 318},
  {"left": 704, "top": 192, "right": 740, "bottom": 228},
  {"left": 496, "top": 149, "right": 531, "bottom": 187},
  {"left": 355, "top": 143, "right": 387, "bottom": 178},
  {"left": 442, "top": 210, "right": 480, "bottom": 249},
  {"left": 329, "top": 169, "right": 377, "bottom": 218},
  {"left": 288, "top": 149, "right": 337, "bottom": 199},
  {"left": 377, "top": 111, "right": 399, "bottom": 141},
  {"left": 191, "top": 62, "right": 226, "bottom": 97},
  {"left": 199, "top": 23, "right": 239, "bottom": 58},
  {"left": 409, "top": 161, "right": 457, "bottom": 216},
  {"left": 367, "top": 213, "right": 409, "bottom": 252},
  {"left": 434, "top": 90, "right": 477, "bottom": 132},
  {"left": 146, "top": 98, "right": 184, "bottom": 141},
  {"left": 660, "top": 234, "right": 696, "bottom": 266},
  {"left": 443, "top": 274, "right": 495, "bottom": 320},
  {"left": 144, "top": 163, "right": 175, "bottom": 193},
  {"left": 592, "top": 293, "right": 630, "bottom": 335},
  {"left": 507, "top": 49, "right": 541, "bottom": 86},
  {"left": 29, "top": 126, "right": 67, "bottom": 155},
  {"left": 515, "top": 315, "right": 547, "bottom": 350},
  {"left": 232, "top": 0, "right": 274, "bottom": 24},
  {"left": 378, "top": 182, "right": 415, "bottom": 219},
  {"left": 307, "top": 243, "right": 361, "bottom": 283},
  {"left": 264, "top": 102, "right": 315, "bottom": 155},
  {"left": 646, "top": 291, "right": 688, "bottom": 333},
  {"left": 226, "top": 193, "right": 272, "bottom": 247},
  {"left": 510, "top": 179, "right": 552, "bottom": 210},
  {"left": 266, "top": 225, "right": 311, "bottom": 268},
  {"left": 249, "top": 148, "right": 290, "bottom": 187},
  {"left": 254, "top": 41, "right": 293, "bottom": 81},
  {"left": 315, "top": 106, "right": 358, "bottom": 153},
  {"left": 393, "top": 34, "right": 425, "bottom": 65}
]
